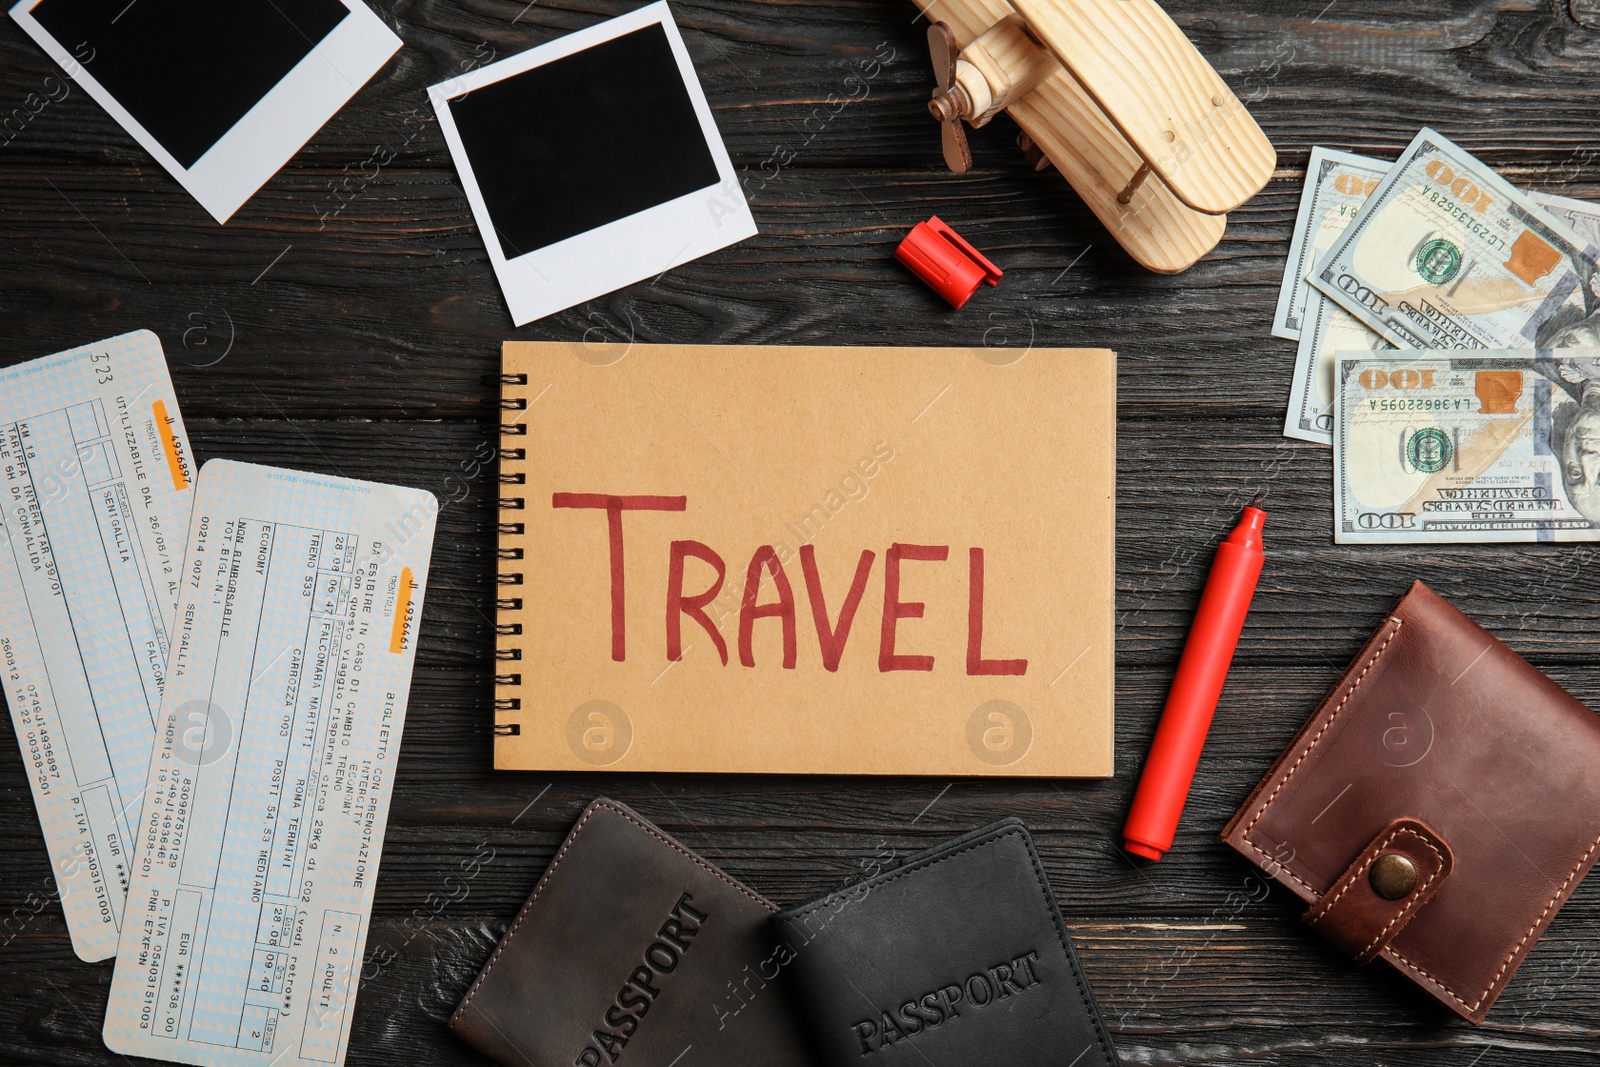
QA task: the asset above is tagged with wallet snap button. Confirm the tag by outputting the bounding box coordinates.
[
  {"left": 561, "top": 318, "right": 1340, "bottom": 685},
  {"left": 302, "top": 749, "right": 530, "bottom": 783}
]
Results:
[{"left": 1369, "top": 853, "right": 1417, "bottom": 899}]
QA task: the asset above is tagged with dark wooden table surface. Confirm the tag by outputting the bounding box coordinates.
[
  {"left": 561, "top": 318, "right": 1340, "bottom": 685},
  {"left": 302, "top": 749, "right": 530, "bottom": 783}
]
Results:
[{"left": 5, "top": 1, "right": 1600, "bottom": 1064}]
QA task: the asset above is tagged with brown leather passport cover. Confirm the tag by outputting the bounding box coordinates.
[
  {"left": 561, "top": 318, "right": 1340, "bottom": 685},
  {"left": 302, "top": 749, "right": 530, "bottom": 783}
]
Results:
[
  {"left": 1221, "top": 580, "right": 1600, "bottom": 1024},
  {"left": 450, "top": 798, "right": 815, "bottom": 1067}
]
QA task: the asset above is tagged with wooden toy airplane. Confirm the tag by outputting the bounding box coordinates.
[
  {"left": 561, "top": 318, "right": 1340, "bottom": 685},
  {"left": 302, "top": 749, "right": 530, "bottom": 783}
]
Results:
[{"left": 912, "top": 0, "right": 1275, "bottom": 273}]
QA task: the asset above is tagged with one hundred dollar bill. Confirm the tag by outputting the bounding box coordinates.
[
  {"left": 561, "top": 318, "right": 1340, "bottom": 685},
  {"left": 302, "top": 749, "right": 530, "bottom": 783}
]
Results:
[
  {"left": 1311, "top": 128, "right": 1600, "bottom": 350},
  {"left": 1274, "top": 148, "right": 1390, "bottom": 340},
  {"left": 1334, "top": 352, "right": 1600, "bottom": 543},
  {"left": 1281, "top": 149, "right": 1393, "bottom": 441},
  {"left": 1534, "top": 189, "right": 1600, "bottom": 260},
  {"left": 1287, "top": 299, "right": 1393, "bottom": 443},
  {"left": 1287, "top": 191, "right": 1600, "bottom": 445}
]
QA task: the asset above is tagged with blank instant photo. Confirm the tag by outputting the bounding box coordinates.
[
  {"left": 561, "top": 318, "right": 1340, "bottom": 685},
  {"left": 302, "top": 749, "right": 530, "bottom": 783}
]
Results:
[
  {"left": 430, "top": 1, "right": 756, "bottom": 326},
  {"left": 10, "top": 0, "right": 401, "bottom": 223}
]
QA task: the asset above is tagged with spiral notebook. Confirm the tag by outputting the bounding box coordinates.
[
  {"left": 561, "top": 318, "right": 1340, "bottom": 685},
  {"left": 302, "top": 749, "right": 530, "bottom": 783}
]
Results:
[{"left": 493, "top": 341, "right": 1117, "bottom": 776}]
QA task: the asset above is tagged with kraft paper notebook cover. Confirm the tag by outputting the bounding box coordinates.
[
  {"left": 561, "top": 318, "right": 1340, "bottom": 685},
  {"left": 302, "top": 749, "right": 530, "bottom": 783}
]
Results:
[{"left": 493, "top": 342, "right": 1115, "bottom": 775}]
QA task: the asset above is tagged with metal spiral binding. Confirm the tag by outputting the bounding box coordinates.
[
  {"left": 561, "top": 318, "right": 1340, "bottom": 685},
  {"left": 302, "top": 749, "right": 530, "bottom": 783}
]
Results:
[{"left": 496, "top": 376, "right": 529, "bottom": 742}]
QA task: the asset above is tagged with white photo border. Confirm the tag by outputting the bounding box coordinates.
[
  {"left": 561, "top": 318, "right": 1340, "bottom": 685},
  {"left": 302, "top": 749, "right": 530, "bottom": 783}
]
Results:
[
  {"left": 9, "top": 0, "right": 402, "bottom": 223},
  {"left": 428, "top": 0, "right": 756, "bottom": 326}
]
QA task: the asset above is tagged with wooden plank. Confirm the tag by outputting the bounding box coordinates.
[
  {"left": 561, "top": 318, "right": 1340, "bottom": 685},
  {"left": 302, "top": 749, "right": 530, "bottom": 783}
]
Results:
[
  {"left": 0, "top": 0, "right": 1595, "bottom": 173},
  {"left": 3, "top": 165, "right": 1595, "bottom": 423},
  {"left": 3, "top": 843, "right": 1598, "bottom": 1065}
]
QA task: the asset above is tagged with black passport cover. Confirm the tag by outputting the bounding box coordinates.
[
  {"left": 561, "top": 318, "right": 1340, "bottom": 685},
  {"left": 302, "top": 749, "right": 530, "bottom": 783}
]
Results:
[{"left": 770, "top": 818, "right": 1120, "bottom": 1067}]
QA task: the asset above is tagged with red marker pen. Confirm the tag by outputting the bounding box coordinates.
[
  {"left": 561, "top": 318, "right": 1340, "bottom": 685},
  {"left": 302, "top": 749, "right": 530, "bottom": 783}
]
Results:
[{"left": 1123, "top": 494, "right": 1267, "bottom": 862}]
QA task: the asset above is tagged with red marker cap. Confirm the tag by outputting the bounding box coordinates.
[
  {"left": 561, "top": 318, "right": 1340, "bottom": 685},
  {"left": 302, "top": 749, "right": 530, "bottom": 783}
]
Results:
[{"left": 894, "top": 216, "right": 1002, "bottom": 308}]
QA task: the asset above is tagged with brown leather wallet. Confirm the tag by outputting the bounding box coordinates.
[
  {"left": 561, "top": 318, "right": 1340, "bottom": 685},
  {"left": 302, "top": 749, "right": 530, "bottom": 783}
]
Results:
[
  {"left": 450, "top": 798, "right": 816, "bottom": 1066},
  {"left": 1221, "top": 580, "right": 1600, "bottom": 1024}
]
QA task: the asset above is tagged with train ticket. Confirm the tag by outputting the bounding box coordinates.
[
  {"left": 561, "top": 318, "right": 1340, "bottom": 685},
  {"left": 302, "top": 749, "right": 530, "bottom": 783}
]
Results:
[
  {"left": 103, "top": 459, "right": 436, "bottom": 1067},
  {"left": 0, "top": 330, "right": 194, "bottom": 960}
]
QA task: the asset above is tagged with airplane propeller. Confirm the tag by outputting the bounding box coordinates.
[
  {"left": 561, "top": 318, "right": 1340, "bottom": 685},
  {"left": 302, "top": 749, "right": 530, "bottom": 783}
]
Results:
[{"left": 926, "top": 22, "right": 973, "bottom": 175}]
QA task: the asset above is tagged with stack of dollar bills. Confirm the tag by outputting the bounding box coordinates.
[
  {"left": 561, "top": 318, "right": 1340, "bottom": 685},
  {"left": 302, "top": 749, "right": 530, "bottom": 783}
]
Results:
[{"left": 1272, "top": 127, "right": 1600, "bottom": 543}]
